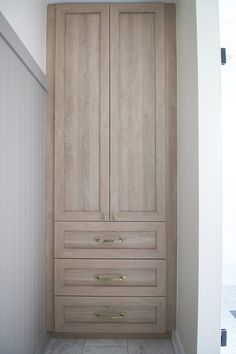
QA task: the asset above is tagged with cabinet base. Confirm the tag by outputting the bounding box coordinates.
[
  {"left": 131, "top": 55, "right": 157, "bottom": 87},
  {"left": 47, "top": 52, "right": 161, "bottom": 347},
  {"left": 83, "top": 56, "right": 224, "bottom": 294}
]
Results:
[{"left": 47, "top": 331, "right": 172, "bottom": 340}]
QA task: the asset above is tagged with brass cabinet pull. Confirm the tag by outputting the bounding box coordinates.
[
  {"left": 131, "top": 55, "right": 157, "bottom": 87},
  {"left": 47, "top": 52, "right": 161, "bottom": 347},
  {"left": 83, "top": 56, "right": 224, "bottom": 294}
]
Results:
[
  {"left": 95, "top": 274, "right": 126, "bottom": 282},
  {"left": 101, "top": 213, "right": 107, "bottom": 220},
  {"left": 95, "top": 312, "right": 126, "bottom": 319},
  {"left": 94, "top": 237, "right": 126, "bottom": 244}
]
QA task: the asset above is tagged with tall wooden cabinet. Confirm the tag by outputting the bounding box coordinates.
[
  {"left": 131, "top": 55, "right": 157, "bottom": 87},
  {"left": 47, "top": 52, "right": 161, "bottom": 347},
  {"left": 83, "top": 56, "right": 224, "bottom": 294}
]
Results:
[{"left": 46, "top": 3, "right": 176, "bottom": 337}]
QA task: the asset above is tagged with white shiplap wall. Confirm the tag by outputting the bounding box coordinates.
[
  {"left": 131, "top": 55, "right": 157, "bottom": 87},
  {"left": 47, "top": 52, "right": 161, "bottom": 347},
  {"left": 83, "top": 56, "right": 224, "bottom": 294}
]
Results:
[{"left": 0, "top": 34, "right": 46, "bottom": 354}]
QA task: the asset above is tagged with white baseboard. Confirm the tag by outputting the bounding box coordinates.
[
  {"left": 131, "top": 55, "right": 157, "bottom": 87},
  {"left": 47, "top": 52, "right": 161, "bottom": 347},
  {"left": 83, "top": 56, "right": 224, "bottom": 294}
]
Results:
[
  {"left": 34, "top": 333, "right": 49, "bottom": 354},
  {"left": 171, "top": 331, "right": 185, "bottom": 354}
]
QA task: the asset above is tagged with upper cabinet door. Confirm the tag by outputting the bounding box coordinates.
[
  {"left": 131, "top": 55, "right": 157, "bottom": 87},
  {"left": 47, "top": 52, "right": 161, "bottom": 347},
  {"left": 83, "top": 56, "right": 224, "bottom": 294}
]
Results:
[
  {"left": 110, "top": 4, "right": 165, "bottom": 222},
  {"left": 55, "top": 5, "right": 109, "bottom": 221}
]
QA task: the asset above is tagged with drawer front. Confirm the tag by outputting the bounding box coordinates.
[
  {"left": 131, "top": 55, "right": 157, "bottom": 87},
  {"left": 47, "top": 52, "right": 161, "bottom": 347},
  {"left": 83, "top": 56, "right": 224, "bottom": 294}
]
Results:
[
  {"left": 55, "top": 296, "right": 166, "bottom": 333},
  {"left": 54, "top": 222, "right": 165, "bottom": 259},
  {"left": 55, "top": 259, "right": 166, "bottom": 296}
]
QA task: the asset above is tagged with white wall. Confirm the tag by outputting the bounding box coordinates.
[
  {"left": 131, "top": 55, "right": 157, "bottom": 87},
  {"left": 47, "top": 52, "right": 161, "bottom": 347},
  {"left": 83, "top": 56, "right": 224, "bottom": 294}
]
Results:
[
  {"left": 176, "top": 0, "right": 222, "bottom": 353},
  {"left": 176, "top": 0, "right": 199, "bottom": 353},
  {"left": 197, "top": 0, "right": 222, "bottom": 352},
  {"left": 220, "top": 0, "right": 236, "bottom": 275},
  {"left": 0, "top": 12, "right": 46, "bottom": 354},
  {"left": 0, "top": 0, "right": 46, "bottom": 72}
]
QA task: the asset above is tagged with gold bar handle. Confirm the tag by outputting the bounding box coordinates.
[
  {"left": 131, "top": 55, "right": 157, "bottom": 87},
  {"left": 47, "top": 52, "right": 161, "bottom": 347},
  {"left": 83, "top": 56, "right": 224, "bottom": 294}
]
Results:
[
  {"left": 95, "top": 237, "right": 126, "bottom": 244},
  {"left": 95, "top": 312, "right": 126, "bottom": 319},
  {"left": 95, "top": 274, "right": 126, "bottom": 282}
]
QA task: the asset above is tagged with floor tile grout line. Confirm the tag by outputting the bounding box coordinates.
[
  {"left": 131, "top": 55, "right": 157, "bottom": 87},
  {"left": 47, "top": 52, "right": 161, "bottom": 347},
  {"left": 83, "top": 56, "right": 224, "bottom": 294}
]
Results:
[
  {"left": 83, "top": 346, "right": 129, "bottom": 354},
  {"left": 82, "top": 339, "right": 86, "bottom": 354}
]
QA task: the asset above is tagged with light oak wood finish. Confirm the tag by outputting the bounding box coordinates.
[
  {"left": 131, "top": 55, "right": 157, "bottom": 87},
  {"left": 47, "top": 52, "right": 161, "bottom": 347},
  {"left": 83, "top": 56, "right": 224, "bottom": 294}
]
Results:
[
  {"left": 55, "top": 222, "right": 166, "bottom": 259},
  {"left": 110, "top": 4, "right": 165, "bottom": 222},
  {"left": 46, "top": 3, "right": 177, "bottom": 336},
  {"left": 45, "top": 4, "right": 56, "bottom": 331},
  {"left": 55, "top": 259, "right": 166, "bottom": 296},
  {"left": 55, "top": 297, "right": 166, "bottom": 333},
  {"left": 164, "top": 4, "right": 177, "bottom": 330},
  {"left": 55, "top": 4, "right": 109, "bottom": 221}
]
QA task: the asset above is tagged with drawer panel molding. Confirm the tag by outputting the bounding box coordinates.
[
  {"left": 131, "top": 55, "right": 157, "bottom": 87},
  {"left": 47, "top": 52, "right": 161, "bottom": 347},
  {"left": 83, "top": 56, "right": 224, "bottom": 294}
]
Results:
[
  {"left": 55, "top": 296, "right": 166, "bottom": 333},
  {"left": 55, "top": 259, "right": 166, "bottom": 296},
  {"left": 55, "top": 222, "right": 166, "bottom": 259}
]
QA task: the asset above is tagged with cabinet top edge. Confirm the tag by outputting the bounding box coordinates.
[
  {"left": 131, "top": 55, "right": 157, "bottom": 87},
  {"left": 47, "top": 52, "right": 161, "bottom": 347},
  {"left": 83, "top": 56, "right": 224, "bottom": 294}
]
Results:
[{"left": 47, "top": 2, "right": 176, "bottom": 9}]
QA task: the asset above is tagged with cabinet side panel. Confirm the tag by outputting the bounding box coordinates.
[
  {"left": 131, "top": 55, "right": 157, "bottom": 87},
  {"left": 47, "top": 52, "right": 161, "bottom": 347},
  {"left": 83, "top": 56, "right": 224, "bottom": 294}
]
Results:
[
  {"left": 164, "top": 4, "right": 177, "bottom": 330},
  {"left": 45, "top": 4, "right": 56, "bottom": 331}
]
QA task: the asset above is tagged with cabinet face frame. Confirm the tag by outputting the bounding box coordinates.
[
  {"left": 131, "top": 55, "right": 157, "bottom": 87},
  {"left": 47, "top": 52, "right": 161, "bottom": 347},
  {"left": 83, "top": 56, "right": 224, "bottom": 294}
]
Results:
[
  {"left": 46, "top": 4, "right": 56, "bottom": 331},
  {"left": 54, "top": 4, "right": 110, "bottom": 222},
  {"left": 110, "top": 4, "right": 166, "bottom": 222}
]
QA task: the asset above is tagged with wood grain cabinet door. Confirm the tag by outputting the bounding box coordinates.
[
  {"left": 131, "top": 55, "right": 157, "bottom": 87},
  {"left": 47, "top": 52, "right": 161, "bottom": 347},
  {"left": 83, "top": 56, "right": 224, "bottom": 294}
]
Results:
[
  {"left": 54, "top": 4, "right": 109, "bottom": 221},
  {"left": 110, "top": 4, "right": 165, "bottom": 222}
]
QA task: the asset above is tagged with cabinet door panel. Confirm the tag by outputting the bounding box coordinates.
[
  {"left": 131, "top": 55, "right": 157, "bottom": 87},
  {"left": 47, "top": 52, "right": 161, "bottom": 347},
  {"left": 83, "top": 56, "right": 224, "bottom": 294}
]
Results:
[
  {"left": 55, "top": 4, "right": 109, "bottom": 221},
  {"left": 110, "top": 4, "right": 165, "bottom": 221}
]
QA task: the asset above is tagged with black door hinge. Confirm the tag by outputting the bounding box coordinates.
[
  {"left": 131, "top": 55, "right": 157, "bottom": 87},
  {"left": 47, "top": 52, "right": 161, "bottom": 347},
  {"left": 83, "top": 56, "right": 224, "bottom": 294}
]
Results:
[
  {"left": 221, "top": 329, "right": 227, "bottom": 346},
  {"left": 221, "top": 48, "right": 227, "bottom": 65}
]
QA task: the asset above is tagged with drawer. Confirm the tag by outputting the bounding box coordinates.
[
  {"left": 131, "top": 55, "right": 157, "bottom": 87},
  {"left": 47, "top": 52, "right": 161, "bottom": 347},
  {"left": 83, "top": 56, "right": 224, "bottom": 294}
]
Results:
[
  {"left": 55, "top": 259, "right": 166, "bottom": 296},
  {"left": 54, "top": 222, "right": 165, "bottom": 259},
  {"left": 55, "top": 296, "right": 166, "bottom": 333}
]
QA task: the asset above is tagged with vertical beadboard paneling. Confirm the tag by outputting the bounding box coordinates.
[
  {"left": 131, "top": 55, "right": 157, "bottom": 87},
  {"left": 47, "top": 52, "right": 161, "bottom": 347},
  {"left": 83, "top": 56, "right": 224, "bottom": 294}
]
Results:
[{"left": 0, "top": 35, "right": 45, "bottom": 354}]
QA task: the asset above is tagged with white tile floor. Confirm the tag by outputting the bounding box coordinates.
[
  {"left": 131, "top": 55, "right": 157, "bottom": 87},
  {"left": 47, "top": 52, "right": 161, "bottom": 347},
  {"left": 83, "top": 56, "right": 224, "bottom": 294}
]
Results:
[
  {"left": 221, "top": 286, "right": 236, "bottom": 354},
  {"left": 44, "top": 339, "right": 174, "bottom": 354}
]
